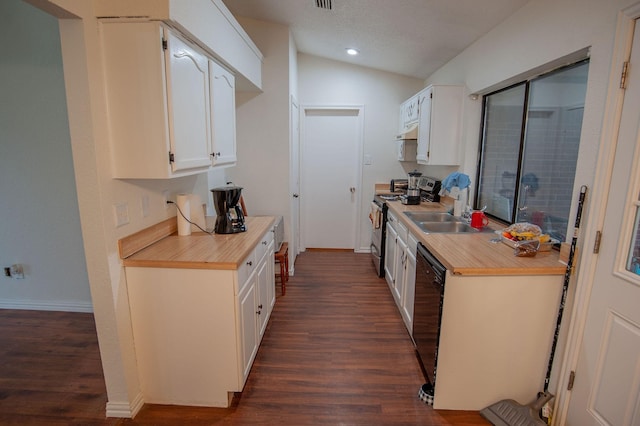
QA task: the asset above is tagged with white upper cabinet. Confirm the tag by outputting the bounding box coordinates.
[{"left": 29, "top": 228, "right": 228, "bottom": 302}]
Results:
[
  {"left": 398, "top": 85, "right": 463, "bottom": 164},
  {"left": 101, "top": 22, "right": 238, "bottom": 178},
  {"left": 101, "top": 22, "right": 211, "bottom": 178},
  {"left": 166, "top": 30, "right": 213, "bottom": 173},
  {"left": 399, "top": 94, "right": 420, "bottom": 132},
  {"left": 415, "top": 85, "right": 463, "bottom": 166},
  {"left": 209, "top": 60, "right": 237, "bottom": 166}
]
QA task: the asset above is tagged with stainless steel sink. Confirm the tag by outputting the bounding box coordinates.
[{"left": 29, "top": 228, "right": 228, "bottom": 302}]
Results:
[
  {"left": 404, "top": 211, "right": 462, "bottom": 223},
  {"left": 403, "top": 211, "right": 480, "bottom": 233},
  {"left": 417, "top": 221, "right": 478, "bottom": 233}
]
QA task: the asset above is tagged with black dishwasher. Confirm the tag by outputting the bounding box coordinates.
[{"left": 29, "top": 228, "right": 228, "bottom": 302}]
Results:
[{"left": 413, "top": 243, "right": 446, "bottom": 402}]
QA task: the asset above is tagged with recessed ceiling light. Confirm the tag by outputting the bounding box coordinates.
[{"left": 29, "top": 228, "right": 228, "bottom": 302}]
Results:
[{"left": 346, "top": 48, "right": 359, "bottom": 56}]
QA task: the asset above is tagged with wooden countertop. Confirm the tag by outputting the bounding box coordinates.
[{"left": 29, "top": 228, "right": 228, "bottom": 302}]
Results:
[
  {"left": 120, "top": 216, "right": 276, "bottom": 270},
  {"left": 384, "top": 199, "right": 566, "bottom": 276}
]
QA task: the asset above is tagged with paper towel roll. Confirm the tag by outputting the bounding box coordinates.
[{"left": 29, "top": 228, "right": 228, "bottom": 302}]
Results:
[
  {"left": 189, "top": 194, "right": 206, "bottom": 232},
  {"left": 176, "top": 193, "right": 191, "bottom": 236}
]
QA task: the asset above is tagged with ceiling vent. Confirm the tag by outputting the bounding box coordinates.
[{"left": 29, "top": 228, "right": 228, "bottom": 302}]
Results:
[{"left": 315, "top": 0, "right": 333, "bottom": 10}]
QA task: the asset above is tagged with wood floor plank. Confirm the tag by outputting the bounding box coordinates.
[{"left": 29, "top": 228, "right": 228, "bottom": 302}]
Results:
[{"left": 0, "top": 252, "right": 490, "bottom": 425}]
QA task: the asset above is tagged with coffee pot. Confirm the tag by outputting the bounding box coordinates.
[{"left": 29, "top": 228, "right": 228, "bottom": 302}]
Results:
[{"left": 211, "top": 185, "right": 246, "bottom": 234}]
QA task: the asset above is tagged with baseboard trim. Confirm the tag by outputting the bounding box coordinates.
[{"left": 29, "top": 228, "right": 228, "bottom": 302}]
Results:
[
  {"left": 106, "top": 392, "right": 144, "bottom": 418},
  {"left": 0, "top": 299, "right": 93, "bottom": 313}
]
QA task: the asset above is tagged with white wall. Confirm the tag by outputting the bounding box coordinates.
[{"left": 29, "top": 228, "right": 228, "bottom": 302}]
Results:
[
  {"left": 423, "top": 0, "right": 637, "bottom": 396},
  {"left": 0, "top": 0, "right": 92, "bottom": 311},
  {"left": 298, "top": 54, "right": 423, "bottom": 250},
  {"left": 426, "top": 0, "right": 634, "bottom": 199},
  {"left": 229, "top": 18, "right": 292, "bottom": 236},
  {"left": 21, "top": 0, "right": 229, "bottom": 416}
]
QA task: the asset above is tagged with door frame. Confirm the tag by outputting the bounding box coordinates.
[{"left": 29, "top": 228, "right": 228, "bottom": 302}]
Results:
[
  {"left": 555, "top": 3, "right": 640, "bottom": 424},
  {"left": 289, "top": 95, "right": 300, "bottom": 268},
  {"left": 299, "top": 105, "right": 365, "bottom": 251}
]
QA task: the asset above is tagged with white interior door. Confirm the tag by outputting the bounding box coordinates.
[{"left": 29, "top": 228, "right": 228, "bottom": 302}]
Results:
[
  {"left": 300, "top": 107, "right": 362, "bottom": 249},
  {"left": 566, "top": 19, "right": 640, "bottom": 426}
]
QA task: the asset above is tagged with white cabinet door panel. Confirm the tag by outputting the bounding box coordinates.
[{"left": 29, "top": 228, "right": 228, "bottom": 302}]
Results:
[
  {"left": 209, "top": 60, "right": 237, "bottom": 166},
  {"left": 165, "top": 30, "right": 212, "bottom": 172}
]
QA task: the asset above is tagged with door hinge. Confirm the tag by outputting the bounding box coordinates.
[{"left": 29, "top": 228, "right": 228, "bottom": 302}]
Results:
[
  {"left": 620, "top": 61, "right": 629, "bottom": 89},
  {"left": 168, "top": 151, "right": 174, "bottom": 163},
  {"left": 567, "top": 370, "right": 576, "bottom": 391},
  {"left": 593, "top": 230, "right": 602, "bottom": 254},
  {"left": 162, "top": 38, "right": 168, "bottom": 51}
]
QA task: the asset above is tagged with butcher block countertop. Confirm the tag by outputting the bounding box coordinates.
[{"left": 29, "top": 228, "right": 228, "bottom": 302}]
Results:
[
  {"left": 383, "top": 198, "right": 566, "bottom": 276},
  {"left": 119, "top": 216, "right": 275, "bottom": 270}
]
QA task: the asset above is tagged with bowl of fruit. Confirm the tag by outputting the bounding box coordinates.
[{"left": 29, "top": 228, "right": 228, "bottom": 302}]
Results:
[{"left": 501, "top": 223, "right": 557, "bottom": 254}]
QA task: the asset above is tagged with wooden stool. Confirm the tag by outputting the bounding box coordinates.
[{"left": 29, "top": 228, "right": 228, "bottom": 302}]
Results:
[{"left": 274, "top": 242, "right": 289, "bottom": 296}]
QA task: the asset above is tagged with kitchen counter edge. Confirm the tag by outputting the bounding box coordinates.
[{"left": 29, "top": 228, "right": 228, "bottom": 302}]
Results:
[
  {"left": 384, "top": 200, "right": 566, "bottom": 276},
  {"left": 119, "top": 216, "right": 276, "bottom": 270}
]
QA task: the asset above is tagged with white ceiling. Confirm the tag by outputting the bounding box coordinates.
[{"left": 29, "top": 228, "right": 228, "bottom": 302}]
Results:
[{"left": 221, "top": 0, "right": 531, "bottom": 80}]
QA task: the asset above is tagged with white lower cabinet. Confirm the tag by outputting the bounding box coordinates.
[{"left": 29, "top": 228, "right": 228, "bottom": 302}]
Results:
[
  {"left": 384, "top": 211, "right": 417, "bottom": 335},
  {"left": 384, "top": 212, "right": 398, "bottom": 289},
  {"left": 400, "top": 233, "right": 418, "bottom": 333},
  {"left": 125, "top": 230, "right": 274, "bottom": 407}
]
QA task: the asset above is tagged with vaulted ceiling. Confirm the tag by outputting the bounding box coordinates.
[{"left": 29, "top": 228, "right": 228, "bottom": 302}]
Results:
[{"left": 222, "top": 0, "right": 531, "bottom": 80}]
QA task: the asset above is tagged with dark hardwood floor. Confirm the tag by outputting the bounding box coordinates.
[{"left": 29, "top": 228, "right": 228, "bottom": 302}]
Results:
[{"left": 0, "top": 251, "right": 489, "bottom": 425}]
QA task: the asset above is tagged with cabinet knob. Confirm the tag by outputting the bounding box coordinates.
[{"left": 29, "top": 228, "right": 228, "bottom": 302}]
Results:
[
  {"left": 256, "top": 310, "right": 262, "bottom": 315},
  {"left": 258, "top": 304, "right": 263, "bottom": 309},
  {"left": 246, "top": 261, "right": 253, "bottom": 266},
  {"left": 262, "top": 241, "right": 268, "bottom": 245},
  {"left": 293, "top": 193, "right": 299, "bottom": 198}
]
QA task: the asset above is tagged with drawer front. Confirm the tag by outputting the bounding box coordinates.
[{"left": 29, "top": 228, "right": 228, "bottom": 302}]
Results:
[
  {"left": 237, "top": 251, "right": 256, "bottom": 293},
  {"left": 407, "top": 232, "right": 418, "bottom": 254},
  {"left": 397, "top": 218, "right": 408, "bottom": 243},
  {"left": 387, "top": 211, "right": 398, "bottom": 233},
  {"left": 255, "top": 230, "right": 274, "bottom": 262}
]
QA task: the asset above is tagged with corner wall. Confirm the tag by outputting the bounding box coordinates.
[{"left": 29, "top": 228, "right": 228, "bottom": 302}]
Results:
[{"left": 0, "top": 0, "right": 91, "bottom": 311}]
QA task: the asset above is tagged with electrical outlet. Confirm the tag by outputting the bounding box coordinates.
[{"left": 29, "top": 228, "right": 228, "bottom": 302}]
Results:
[
  {"left": 113, "top": 202, "right": 130, "bottom": 227},
  {"left": 10, "top": 264, "right": 24, "bottom": 279},
  {"left": 4, "top": 267, "right": 10, "bottom": 277},
  {"left": 162, "top": 190, "right": 170, "bottom": 209}
]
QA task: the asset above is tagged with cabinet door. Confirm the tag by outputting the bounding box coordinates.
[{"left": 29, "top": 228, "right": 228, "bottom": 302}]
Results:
[
  {"left": 394, "top": 236, "right": 407, "bottom": 307},
  {"left": 238, "top": 277, "right": 258, "bottom": 383},
  {"left": 416, "top": 87, "right": 432, "bottom": 164},
  {"left": 417, "top": 85, "right": 462, "bottom": 166},
  {"left": 384, "top": 220, "right": 397, "bottom": 288},
  {"left": 209, "top": 60, "right": 237, "bottom": 166},
  {"left": 256, "top": 259, "right": 270, "bottom": 337},
  {"left": 402, "top": 236, "right": 417, "bottom": 334},
  {"left": 402, "top": 95, "right": 420, "bottom": 129},
  {"left": 165, "top": 30, "right": 212, "bottom": 172}
]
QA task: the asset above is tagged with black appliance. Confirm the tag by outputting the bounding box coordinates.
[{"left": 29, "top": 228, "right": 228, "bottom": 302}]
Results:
[
  {"left": 413, "top": 242, "right": 446, "bottom": 396},
  {"left": 370, "top": 195, "right": 389, "bottom": 277},
  {"left": 211, "top": 185, "right": 246, "bottom": 234},
  {"left": 390, "top": 179, "right": 408, "bottom": 193}
]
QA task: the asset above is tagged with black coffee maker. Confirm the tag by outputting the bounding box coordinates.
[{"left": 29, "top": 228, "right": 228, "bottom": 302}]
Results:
[{"left": 211, "top": 185, "right": 246, "bottom": 234}]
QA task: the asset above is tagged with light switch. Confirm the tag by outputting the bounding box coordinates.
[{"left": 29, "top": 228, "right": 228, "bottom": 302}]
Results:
[
  {"left": 364, "top": 154, "right": 373, "bottom": 165},
  {"left": 114, "top": 202, "right": 130, "bottom": 227}
]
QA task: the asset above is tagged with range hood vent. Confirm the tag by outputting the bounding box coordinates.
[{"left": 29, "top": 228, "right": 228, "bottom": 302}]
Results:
[
  {"left": 396, "top": 123, "right": 418, "bottom": 141},
  {"left": 315, "top": 0, "right": 333, "bottom": 10}
]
